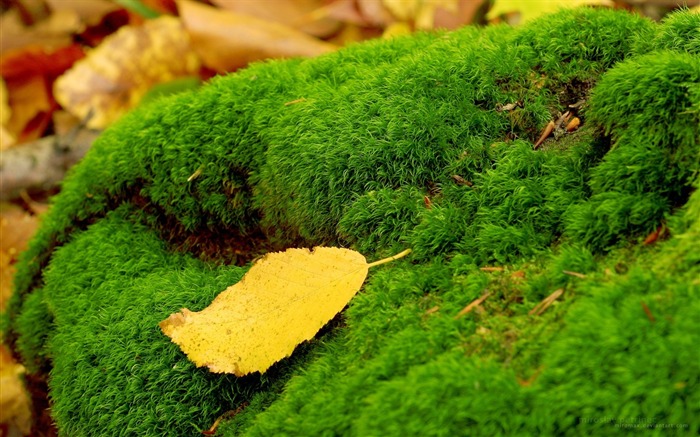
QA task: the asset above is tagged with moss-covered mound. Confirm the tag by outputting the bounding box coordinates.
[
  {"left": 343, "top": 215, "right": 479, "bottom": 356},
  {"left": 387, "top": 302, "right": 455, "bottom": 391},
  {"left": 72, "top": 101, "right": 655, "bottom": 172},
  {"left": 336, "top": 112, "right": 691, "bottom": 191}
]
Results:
[{"left": 3, "top": 7, "right": 699, "bottom": 436}]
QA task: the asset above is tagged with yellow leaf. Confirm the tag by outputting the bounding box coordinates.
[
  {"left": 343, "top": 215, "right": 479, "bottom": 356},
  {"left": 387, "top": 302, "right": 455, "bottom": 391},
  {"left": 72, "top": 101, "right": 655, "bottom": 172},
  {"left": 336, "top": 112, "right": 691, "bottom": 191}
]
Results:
[
  {"left": 487, "top": 0, "right": 613, "bottom": 24},
  {"left": 160, "top": 247, "right": 411, "bottom": 376},
  {"left": 53, "top": 16, "right": 200, "bottom": 129}
]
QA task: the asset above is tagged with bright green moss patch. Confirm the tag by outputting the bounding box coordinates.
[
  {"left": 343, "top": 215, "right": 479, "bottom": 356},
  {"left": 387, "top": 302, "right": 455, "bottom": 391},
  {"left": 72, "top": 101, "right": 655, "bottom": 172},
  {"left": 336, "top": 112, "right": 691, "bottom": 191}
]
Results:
[{"left": 3, "top": 7, "right": 699, "bottom": 436}]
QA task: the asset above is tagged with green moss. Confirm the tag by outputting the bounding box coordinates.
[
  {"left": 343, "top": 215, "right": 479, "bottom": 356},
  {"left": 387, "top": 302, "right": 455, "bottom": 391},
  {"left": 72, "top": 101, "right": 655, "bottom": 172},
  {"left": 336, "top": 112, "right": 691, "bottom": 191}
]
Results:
[
  {"left": 3, "top": 7, "right": 699, "bottom": 437},
  {"left": 567, "top": 50, "right": 700, "bottom": 249}
]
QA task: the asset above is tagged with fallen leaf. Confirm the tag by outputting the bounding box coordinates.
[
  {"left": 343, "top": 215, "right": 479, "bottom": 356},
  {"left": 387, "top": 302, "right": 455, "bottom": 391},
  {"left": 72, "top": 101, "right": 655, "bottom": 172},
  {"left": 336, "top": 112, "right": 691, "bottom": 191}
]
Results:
[
  {"left": 178, "top": 0, "right": 337, "bottom": 74},
  {"left": 0, "top": 344, "right": 31, "bottom": 436},
  {"left": 0, "top": 202, "right": 42, "bottom": 312},
  {"left": 487, "top": 0, "right": 613, "bottom": 24},
  {"left": 313, "top": 0, "right": 394, "bottom": 28},
  {"left": 160, "top": 247, "right": 411, "bottom": 375},
  {"left": 1, "top": 44, "right": 84, "bottom": 145},
  {"left": 2, "top": 75, "right": 53, "bottom": 146},
  {"left": 44, "top": 0, "right": 119, "bottom": 24},
  {"left": 53, "top": 15, "right": 200, "bottom": 129},
  {"left": 73, "top": 9, "right": 132, "bottom": 47},
  {"left": 383, "top": 0, "right": 458, "bottom": 29},
  {"left": 433, "top": 0, "right": 485, "bottom": 29},
  {"left": 381, "top": 21, "right": 411, "bottom": 38},
  {"left": 1, "top": 43, "right": 85, "bottom": 82},
  {"left": 0, "top": 79, "right": 13, "bottom": 148},
  {"left": 211, "top": 0, "right": 341, "bottom": 38},
  {"left": 566, "top": 116, "right": 580, "bottom": 132}
]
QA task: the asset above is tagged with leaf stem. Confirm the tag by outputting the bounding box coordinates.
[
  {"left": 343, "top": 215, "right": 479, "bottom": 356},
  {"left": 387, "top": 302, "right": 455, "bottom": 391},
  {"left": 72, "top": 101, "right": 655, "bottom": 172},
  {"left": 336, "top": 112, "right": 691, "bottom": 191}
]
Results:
[{"left": 367, "top": 249, "right": 412, "bottom": 268}]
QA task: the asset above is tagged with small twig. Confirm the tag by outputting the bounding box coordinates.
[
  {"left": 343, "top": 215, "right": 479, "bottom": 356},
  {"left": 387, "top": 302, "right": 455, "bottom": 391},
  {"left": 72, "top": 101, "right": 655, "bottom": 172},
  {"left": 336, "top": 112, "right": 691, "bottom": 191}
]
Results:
[
  {"left": 455, "top": 290, "right": 491, "bottom": 319},
  {"left": 562, "top": 270, "right": 586, "bottom": 279},
  {"left": 187, "top": 166, "right": 204, "bottom": 182},
  {"left": 529, "top": 288, "right": 564, "bottom": 316},
  {"left": 480, "top": 266, "right": 504, "bottom": 272},
  {"left": 568, "top": 99, "right": 586, "bottom": 110},
  {"left": 517, "top": 367, "right": 543, "bottom": 387},
  {"left": 284, "top": 97, "right": 307, "bottom": 106},
  {"left": 202, "top": 402, "right": 249, "bottom": 435},
  {"left": 451, "top": 174, "right": 473, "bottom": 187},
  {"left": 367, "top": 249, "right": 412, "bottom": 268},
  {"left": 18, "top": 190, "right": 48, "bottom": 215},
  {"left": 643, "top": 223, "right": 666, "bottom": 245},
  {"left": 496, "top": 101, "right": 520, "bottom": 112},
  {"left": 640, "top": 301, "right": 656, "bottom": 323},
  {"left": 424, "top": 305, "right": 440, "bottom": 315}
]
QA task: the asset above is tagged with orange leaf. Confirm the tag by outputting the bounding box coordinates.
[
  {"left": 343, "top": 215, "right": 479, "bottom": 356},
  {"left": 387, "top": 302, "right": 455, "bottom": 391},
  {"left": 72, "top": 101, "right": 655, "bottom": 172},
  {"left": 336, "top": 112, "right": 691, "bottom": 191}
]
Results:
[
  {"left": 1, "top": 44, "right": 85, "bottom": 82},
  {"left": 178, "top": 0, "right": 337, "bottom": 74},
  {"left": 566, "top": 116, "right": 580, "bottom": 132}
]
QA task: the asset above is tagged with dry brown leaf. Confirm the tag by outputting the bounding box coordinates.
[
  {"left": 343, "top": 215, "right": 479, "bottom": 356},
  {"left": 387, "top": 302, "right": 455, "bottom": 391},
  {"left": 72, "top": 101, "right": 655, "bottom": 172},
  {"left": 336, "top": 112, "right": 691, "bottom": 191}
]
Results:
[
  {"left": 0, "top": 7, "right": 73, "bottom": 53},
  {"left": 212, "top": 0, "right": 341, "bottom": 38},
  {"left": 178, "top": 0, "right": 337, "bottom": 74},
  {"left": 383, "top": 0, "right": 458, "bottom": 29},
  {"left": 44, "top": 0, "right": 119, "bottom": 24},
  {"left": 53, "top": 16, "right": 200, "bottom": 129},
  {"left": 433, "top": 0, "right": 485, "bottom": 29},
  {"left": 315, "top": 0, "right": 394, "bottom": 28},
  {"left": 160, "top": 247, "right": 411, "bottom": 375}
]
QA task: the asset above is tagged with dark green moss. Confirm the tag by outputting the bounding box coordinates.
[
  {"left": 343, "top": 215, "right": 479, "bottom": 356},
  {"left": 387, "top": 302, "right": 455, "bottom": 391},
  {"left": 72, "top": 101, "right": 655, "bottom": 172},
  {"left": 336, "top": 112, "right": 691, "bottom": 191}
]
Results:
[{"left": 3, "top": 7, "right": 699, "bottom": 437}]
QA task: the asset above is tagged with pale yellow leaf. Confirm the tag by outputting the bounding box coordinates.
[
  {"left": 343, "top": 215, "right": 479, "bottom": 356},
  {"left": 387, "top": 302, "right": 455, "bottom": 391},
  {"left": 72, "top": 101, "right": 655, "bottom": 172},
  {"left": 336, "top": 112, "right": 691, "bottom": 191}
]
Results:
[
  {"left": 160, "top": 247, "right": 410, "bottom": 376},
  {"left": 487, "top": 0, "right": 613, "bottom": 24}
]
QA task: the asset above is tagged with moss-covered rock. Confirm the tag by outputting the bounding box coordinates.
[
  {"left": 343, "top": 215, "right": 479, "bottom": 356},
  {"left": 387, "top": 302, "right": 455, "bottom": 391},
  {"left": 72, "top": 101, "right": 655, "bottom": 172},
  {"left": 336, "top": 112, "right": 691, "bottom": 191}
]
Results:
[{"left": 3, "top": 7, "right": 699, "bottom": 436}]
